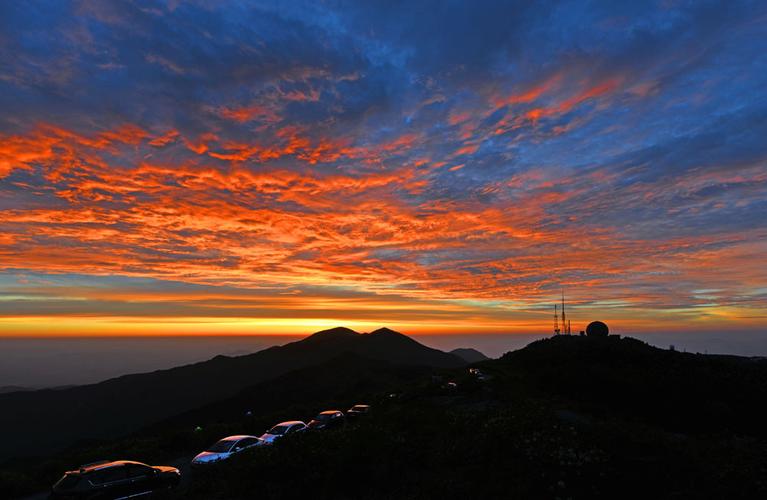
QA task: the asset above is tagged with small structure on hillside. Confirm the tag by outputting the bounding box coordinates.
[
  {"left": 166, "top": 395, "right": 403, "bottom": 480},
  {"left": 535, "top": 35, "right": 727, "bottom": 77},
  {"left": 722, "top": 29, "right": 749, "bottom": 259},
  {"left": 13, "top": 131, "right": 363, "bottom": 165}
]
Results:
[{"left": 586, "top": 321, "right": 609, "bottom": 337}]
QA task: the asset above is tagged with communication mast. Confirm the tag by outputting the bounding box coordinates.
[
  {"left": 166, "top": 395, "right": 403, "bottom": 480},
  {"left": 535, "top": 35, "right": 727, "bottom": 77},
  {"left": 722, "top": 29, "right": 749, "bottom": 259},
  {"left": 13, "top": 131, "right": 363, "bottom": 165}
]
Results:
[
  {"left": 552, "top": 291, "right": 574, "bottom": 335},
  {"left": 561, "top": 291, "right": 568, "bottom": 335}
]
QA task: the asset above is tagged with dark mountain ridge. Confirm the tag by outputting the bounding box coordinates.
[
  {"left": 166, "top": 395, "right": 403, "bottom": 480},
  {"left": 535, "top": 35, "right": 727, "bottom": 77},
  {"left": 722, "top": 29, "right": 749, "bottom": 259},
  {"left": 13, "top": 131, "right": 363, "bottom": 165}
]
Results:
[
  {"left": 0, "top": 327, "right": 464, "bottom": 461},
  {"left": 498, "top": 334, "right": 767, "bottom": 437},
  {"left": 450, "top": 347, "right": 489, "bottom": 362},
  {"left": 0, "top": 385, "right": 30, "bottom": 394},
  {"left": 172, "top": 334, "right": 767, "bottom": 499},
  {"left": 5, "top": 333, "right": 767, "bottom": 499},
  {"left": 181, "top": 334, "right": 767, "bottom": 499}
]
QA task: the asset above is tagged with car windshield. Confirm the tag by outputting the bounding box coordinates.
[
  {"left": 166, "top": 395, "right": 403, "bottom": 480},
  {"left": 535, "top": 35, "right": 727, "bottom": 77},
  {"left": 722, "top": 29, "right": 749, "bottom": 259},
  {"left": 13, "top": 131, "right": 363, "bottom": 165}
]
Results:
[
  {"left": 352, "top": 406, "right": 368, "bottom": 412},
  {"left": 207, "top": 440, "right": 235, "bottom": 453},
  {"left": 315, "top": 414, "right": 333, "bottom": 421},
  {"left": 56, "top": 474, "right": 81, "bottom": 490},
  {"left": 267, "top": 425, "right": 289, "bottom": 435}
]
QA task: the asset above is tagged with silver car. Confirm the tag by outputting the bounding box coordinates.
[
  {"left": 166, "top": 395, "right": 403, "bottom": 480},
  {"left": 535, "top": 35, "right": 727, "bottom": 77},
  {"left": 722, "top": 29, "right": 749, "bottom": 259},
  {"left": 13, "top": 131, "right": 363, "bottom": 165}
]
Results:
[{"left": 191, "top": 435, "right": 261, "bottom": 467}]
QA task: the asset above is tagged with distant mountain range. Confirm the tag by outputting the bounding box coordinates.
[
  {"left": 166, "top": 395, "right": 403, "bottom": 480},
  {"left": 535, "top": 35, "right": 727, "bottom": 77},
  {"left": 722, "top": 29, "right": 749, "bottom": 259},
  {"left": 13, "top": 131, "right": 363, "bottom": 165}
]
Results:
[
  {"left": 0, "top": 384, "right": 78, "bottom": 394},
  {"left": 450, "top": 347, "right": 489, "bottom": 363},
  {"left": 0, "top": 385, "right": 29, "bottom": 394},
  {"left": 0, "top": 327, "right": 466, "bottom": 461}
]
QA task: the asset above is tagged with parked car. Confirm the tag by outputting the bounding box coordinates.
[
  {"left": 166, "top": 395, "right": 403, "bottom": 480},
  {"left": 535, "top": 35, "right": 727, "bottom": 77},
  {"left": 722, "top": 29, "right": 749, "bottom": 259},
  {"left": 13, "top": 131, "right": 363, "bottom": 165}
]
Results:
[
  {"left": 191, "top": 435, "right": 261, "bottom": 467},
  {"left": 346, "top": 404, "right": 371, "bottom": 418},
  {"left": 469, "top": 368, "right": 487, "bottom": 380},
  {"left": 258, "top": 420, "right": 307, "bottom": 444},
  {"left": 49, "top": 459, "right": 180, "bottom": 499},
  {"left": 307, "top": 410, "right": 345, "bottom": 430}
]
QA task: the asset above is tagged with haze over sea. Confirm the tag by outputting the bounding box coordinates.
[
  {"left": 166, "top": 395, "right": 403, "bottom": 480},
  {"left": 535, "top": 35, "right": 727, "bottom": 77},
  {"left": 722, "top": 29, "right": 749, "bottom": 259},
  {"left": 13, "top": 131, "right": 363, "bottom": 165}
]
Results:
[{"left": 2, "top": 331, "right": 765, "bottom": 389}]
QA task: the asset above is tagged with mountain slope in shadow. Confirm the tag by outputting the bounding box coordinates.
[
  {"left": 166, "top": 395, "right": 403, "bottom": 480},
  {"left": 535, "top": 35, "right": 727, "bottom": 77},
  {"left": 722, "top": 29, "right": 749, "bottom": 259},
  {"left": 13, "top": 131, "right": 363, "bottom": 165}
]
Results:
[
  {"left": 497, "top": 334, "right": 767, "bottom": 436},
  {"left": 0, "top": 327, "right": 464, "bottom": 461},
  {"left": 450, "top": 347, "right": 489, "bottom": 363},
  {"left": 152, "top": 351, "right": 431, "bottom": 430},
  {"left": 179, "top": 335, "right": 767, "bottom": 500}
]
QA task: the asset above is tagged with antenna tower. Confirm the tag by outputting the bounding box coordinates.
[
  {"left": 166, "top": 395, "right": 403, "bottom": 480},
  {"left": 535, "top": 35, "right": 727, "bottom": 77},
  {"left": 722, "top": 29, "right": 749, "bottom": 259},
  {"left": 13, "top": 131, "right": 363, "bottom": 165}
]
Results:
[
  {"left": 554, "top": 304, "right": 560, "bottom": 335},
  {"left": 561, "top": 291, "right": 567, "bottom": 334}
]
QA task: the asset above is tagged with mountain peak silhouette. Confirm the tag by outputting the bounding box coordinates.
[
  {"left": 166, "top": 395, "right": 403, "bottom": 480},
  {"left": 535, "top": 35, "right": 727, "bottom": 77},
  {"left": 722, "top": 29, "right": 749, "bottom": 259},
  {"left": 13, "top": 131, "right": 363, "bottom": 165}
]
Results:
[
  {"left": 450, "top": 347, "right": 489, "bottom": 363},
  {"left": 302, "top": 326, "right": 360, "bottom": 342},
  {"left": 369, "top": 327, "right": 403, "bottom": 337}
]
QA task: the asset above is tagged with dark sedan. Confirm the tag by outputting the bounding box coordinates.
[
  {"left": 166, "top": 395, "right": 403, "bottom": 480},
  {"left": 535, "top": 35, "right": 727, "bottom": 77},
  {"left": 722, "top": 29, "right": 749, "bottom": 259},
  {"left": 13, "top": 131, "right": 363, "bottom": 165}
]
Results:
[
  {"left": 307, "top": 410, "right": 345, "bottom": 430},
  {"left": 49, "top": 460, "right": 180, "bottom": 499},
  {"left": 346, "top": 404, "right": 371, "bottom": 418}
]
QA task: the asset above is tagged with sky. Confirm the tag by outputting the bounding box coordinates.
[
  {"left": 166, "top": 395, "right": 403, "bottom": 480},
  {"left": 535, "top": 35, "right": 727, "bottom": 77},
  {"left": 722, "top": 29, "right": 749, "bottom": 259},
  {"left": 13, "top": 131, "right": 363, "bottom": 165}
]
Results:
[{"left": 0, "top": 0, "right": 766, "bottom": 337}]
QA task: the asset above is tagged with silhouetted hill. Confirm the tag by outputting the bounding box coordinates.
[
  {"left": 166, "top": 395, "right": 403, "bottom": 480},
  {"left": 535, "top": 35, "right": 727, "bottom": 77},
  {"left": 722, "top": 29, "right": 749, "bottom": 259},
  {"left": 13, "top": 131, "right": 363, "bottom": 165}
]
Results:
[
  {"left": 5, "top": 334, "right": 767, "bottom": 499},
  {"left": 498, "top": 335, "right": 767, "bottom": 437},
  {"left": 450, "top": 347, "right": 489, "bottom": 363},
  {"left": 299, "top": 326, "right": 359, "bottom": 343},
  {"left": 178, "top": 334, "right": 767, "bottom": 500},
  {"left": 0, "top": 327, "right": 463, "bottom": 461}
]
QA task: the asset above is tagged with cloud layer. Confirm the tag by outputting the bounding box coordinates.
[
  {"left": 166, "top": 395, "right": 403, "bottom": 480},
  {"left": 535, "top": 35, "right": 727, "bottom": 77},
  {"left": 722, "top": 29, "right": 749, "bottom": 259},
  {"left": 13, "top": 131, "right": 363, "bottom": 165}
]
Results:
[{"left": 1, "top": 0, "right": 766, "bottom": 335}]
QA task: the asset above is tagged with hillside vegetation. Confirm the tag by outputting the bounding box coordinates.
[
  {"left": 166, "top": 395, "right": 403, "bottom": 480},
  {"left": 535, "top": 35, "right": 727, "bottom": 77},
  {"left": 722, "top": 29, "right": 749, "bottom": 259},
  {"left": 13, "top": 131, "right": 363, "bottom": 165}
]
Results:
[{"left": 4, "top": 333, "right": 767, "bottom": 499}]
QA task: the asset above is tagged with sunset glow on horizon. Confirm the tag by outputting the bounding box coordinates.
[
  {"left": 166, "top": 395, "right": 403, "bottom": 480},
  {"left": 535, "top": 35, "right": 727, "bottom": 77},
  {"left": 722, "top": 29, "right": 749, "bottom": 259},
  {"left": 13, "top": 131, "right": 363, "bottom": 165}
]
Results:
[{"left": 1, "top": 1, "right": 766, "bottom": 337}]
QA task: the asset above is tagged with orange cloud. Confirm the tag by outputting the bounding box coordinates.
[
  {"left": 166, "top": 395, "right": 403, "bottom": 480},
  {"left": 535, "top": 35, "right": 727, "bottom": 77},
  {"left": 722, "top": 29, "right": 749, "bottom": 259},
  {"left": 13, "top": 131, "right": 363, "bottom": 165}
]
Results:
[
  {"left": 512, "top": 76, "right": 624, "bottom": 125},
  {"left": 279, "top": 88, "right": 321, "bottom": 102},
  {"left": 0, "top": 123, "right": 151, "bottom": 179},
  {"left": 492, "top": 72, "right": 563, "bottom": 108},
  {"left": 1, "top": 117, "right": 763, "bottom": 336},
  {"left": 217, "top": 105, "right": 281, "bottom": 124},
  {"left": 453, "top": 143, "right": 479, "bottom": 156},
  {"left": 148, "top": 130, "right": 180, "bottom": 147},
  {"left": 557, "top": 77, "right": 623, "bottom": 113},
  {"left": 183, "top": 132, "right": 219, "bottom": 155},
  {"left": 0, "top": 132, "right": 56, "bottom": 178}
]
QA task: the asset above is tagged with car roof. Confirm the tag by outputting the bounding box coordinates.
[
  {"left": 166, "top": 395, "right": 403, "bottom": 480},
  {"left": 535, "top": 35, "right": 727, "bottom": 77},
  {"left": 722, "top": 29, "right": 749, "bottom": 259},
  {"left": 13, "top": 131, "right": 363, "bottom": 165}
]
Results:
[
  {"left": 319, "top": 410, "right": 342, "bottom": 415},
  {"left": 70, "top": 460, "right": 145, "bottom": 474},
  {"left": 219, "top": 435, "right": 258, "bottom": 441},
  {"left": 275, "top": 420, "right": 305, "bottom": 426},
  {"left": 351, "top": 404, "right": 370, "bottom": 408}
]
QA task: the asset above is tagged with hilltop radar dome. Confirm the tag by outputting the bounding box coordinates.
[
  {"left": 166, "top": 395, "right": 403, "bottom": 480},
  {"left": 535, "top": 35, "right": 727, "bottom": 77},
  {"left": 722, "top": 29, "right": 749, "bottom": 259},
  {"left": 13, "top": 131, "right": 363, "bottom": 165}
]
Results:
[{"left": 586, "top": 321, "right": 609, "bottom": 337}]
